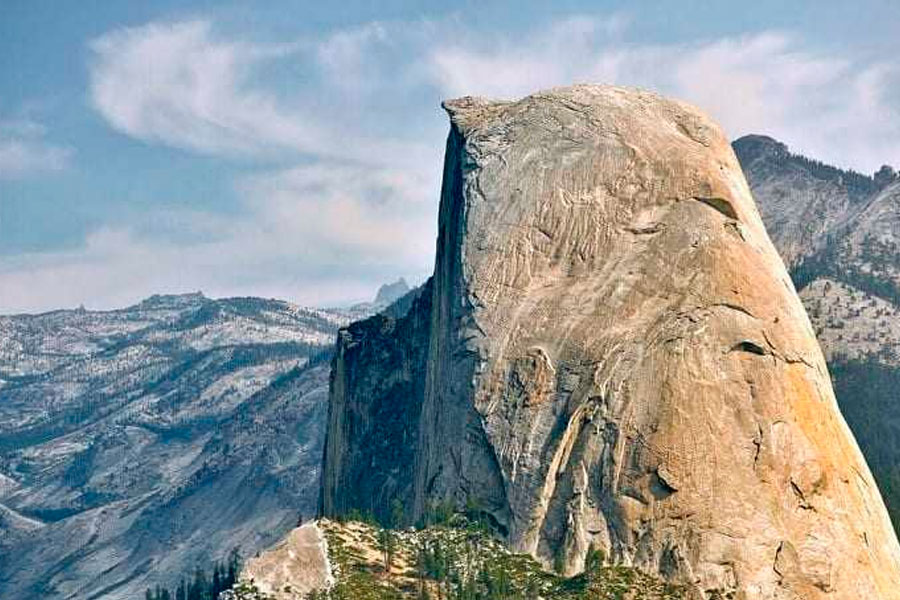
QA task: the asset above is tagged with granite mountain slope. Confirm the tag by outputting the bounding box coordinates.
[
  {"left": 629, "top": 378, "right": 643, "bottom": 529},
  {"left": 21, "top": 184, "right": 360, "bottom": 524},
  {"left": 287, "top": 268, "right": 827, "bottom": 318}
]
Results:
[
  {"left": 323, "top": 85, "right": 900, "bottom": 599},
  {"left": 733, "top": 135, "right": 900, "bottom": 364},
  {"left": 734, "top": 134, "right": 900, "bottom": 529},
  {"left": 730, "top": 135, "right": 885, "bottom": 269},
  {"left": 0, "top": 293, "right": 356, "bottom": 600}
]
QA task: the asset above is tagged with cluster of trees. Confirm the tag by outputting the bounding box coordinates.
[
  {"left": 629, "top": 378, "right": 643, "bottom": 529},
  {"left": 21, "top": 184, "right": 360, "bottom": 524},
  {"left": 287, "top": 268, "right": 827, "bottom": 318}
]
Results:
[
  {"left": 830, "top": 358, "right": 900, "bottom": 532},
  {"left": 320, "top": 498, "right": 569, "bottom": 600},
  {"left": 791, "top": 236, "right": 900, "bottom": 307},
  {"left": 144, "top": 551, "right": 240, "bottom": 600},
  {"left": 411, "top": 537, "right": 538, "bottom": 600},
  {"left": 874, "top": 165, "right": 899, "bottom": 188},
  {"left": 781, "top": 150, "right": 881, "bottom": 203},
  {"left": 303, "top": 528, "right": 612, "bottom": 600}
]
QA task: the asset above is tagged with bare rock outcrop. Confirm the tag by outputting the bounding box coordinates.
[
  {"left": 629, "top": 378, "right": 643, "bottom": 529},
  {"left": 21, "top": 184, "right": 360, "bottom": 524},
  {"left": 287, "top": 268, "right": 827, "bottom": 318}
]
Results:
[
  {"left": 240, "top": 523, "right": 333, "bottom": 599},
  {"left": 323, "top": 85, "right": 900, "bottom": 599}
]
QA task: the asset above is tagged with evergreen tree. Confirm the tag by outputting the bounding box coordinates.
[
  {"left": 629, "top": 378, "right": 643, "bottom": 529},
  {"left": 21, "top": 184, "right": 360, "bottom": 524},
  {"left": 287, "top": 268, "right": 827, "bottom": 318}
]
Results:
[
  {"left": 226, "top": 548, "right": 240, "bottom": 588},
  {"left": 212, "top": 563, "right": 222, "bottom": 598},
  {"left": 390, "top": 497, "right": 405, "bottom": 529},
  {"left": 377, "top": 527, "right": 396, "bottom": 573}
]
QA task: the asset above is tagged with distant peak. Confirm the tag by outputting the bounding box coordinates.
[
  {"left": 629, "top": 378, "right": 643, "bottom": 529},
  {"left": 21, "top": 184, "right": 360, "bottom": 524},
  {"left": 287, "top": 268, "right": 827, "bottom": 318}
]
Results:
[
  {"left": 874, "top": 164, "right": 898, "bottom": 188},
  {"left": 732, "top": 134, "right": 788, "bottom": 158},
  {"left": 374, "top": 278, "right": 410, "bottom": 305},
  {"left": 136, "top": 292, "right": 206, "bottom": 310}
]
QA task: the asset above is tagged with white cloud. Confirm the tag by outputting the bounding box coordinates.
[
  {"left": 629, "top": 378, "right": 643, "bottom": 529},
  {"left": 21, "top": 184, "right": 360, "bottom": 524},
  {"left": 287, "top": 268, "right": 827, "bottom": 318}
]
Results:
[
  {"left": 87, "top": 19, "right": 439, "bottom": 167},
  {"left": 0, "top": 118, "right": 72, "bottom": 180},
  {"left": 424, "top": 20, "right": 900, "bottom": 173},
  {"left": 427, "top": 15, "right": 629, "bottom": 100},
  {"left": 96, "top": 14, "right": 892, "bottom": 172},
  {"left": 88, "top": 20, "right": 325, "bottom": 158},
  {"left": 236, "top": 163, "right": 434, "bottom": 265},
  {"left": 0, "top": 161, "right": 436, "bottom": 313},
  {"left": 87, "top": 14, "right": 900, "bottom": 173},
  {"left": 314, "top": 22, "right": 392, "bottom": 96}
]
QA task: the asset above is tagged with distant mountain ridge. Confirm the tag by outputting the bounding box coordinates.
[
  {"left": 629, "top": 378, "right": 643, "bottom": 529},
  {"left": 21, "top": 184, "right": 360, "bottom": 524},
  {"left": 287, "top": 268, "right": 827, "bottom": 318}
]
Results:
[
  {"left": 0, "top": 292, "right": 359, "bottom": 600},
  {"left": 733, "top": 135, "right": 898, "bottom": 267},
  {"left": 374, "top": 278, "right": 411, "bottom": 306}
]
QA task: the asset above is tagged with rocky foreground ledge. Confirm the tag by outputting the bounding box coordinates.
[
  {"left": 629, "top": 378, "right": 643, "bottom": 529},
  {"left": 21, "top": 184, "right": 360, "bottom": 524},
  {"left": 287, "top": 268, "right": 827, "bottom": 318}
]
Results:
[
  {"left": 321, "top": 85, "right": 900, "bottom": 599},
  {"left": 225, "top": 518, "right": 691, "bottom": 599}
]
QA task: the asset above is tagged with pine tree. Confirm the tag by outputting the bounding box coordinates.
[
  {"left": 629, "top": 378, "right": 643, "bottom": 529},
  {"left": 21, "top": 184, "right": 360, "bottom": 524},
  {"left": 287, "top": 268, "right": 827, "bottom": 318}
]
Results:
[
  {"left": 390, "top": 498, "right": 405, "bottom": 529},
  {"left": 226, "top": 548, "right": 240, "bottom": 588},
  {"left": 212, "top": 563, "right": 222, "bottom": 598},
  {"left": 377, "top": 527, "right": 396, "bottom": 573}
]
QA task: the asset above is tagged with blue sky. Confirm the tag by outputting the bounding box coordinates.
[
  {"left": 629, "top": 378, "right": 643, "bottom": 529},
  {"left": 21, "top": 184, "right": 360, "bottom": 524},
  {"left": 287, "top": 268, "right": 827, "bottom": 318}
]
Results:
[{"left": 2, "top": 1, "right": 900, "bottom": 313}]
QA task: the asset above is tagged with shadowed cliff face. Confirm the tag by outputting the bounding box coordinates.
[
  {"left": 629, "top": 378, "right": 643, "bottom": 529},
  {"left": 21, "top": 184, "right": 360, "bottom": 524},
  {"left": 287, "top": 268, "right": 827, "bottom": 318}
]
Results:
[
  {"left": 323, "top": 85, "right": 900, "bottom": 599},
  {"left": 321, "top": 280, "right": 432, "bottom": 523}
]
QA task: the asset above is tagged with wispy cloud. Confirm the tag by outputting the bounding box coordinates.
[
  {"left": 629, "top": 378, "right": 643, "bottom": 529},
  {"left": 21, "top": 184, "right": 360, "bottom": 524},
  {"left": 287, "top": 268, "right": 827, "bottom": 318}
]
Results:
[
  {"left": 89, "top": 15, "right": 900, "bottom": 172},
  {"left": 0, "top": 118, "right": 72, "bottom": 180},
  {"left": 88, "top": 20, "right": 322, "bottom": 158},
  {"left": 87, "top": 19, "right": 437, "bottom": 165}
]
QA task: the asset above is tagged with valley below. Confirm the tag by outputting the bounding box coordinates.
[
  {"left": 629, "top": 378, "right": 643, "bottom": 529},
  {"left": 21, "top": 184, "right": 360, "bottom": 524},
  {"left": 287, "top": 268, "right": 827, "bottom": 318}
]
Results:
[{"left": 0, "top": 287, "right": 408, "bottom": 600}]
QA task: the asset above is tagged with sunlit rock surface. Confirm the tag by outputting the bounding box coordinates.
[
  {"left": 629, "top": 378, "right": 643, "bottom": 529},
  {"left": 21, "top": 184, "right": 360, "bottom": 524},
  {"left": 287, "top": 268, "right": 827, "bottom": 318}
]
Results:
[{"left": 324, "top": 85, "right": 900, "bottom": 599}]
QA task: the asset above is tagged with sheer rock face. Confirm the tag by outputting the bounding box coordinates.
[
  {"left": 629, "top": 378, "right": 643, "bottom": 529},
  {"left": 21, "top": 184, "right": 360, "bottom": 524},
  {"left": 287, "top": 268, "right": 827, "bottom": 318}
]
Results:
[
  {"left": 324, "top": 85, "right": 900, "bottom": 598},
  {"left": 321, "top": 280, "right": 432, "bottom": 523}
]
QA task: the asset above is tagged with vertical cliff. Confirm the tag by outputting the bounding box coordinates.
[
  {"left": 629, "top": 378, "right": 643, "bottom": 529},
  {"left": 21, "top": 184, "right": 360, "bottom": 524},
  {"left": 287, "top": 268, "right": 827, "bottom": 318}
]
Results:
[
  {"left": 323, "top": 85, "right": 900, "bottom": 599},
  {"left": 321, "top": 280, "right": 432, "bottom": 524}
]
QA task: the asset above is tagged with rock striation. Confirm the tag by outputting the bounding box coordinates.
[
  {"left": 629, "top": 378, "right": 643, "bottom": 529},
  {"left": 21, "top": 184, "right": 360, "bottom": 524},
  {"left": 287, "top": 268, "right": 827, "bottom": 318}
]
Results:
[{"left": 323, "top": 85, "right": 900, "bottom": 598}]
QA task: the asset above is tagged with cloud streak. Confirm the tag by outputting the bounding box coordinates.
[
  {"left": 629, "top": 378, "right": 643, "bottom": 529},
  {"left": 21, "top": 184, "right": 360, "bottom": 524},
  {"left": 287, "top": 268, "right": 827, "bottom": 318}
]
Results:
[
  {"left": 88, "top": 20, "right": 323, "bottom": 158},
  {"left": 87, "top": 19, "right": 437, "bottom": 166}
]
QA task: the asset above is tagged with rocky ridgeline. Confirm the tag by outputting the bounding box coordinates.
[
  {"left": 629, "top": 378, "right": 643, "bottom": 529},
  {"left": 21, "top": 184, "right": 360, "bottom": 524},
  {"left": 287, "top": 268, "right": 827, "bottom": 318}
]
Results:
[
  {"left": 0, "top": 293, "right": 361, "bottom": 600},
  {"left": 323, "top": 85, "right": 900, "bottom": 599}
]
